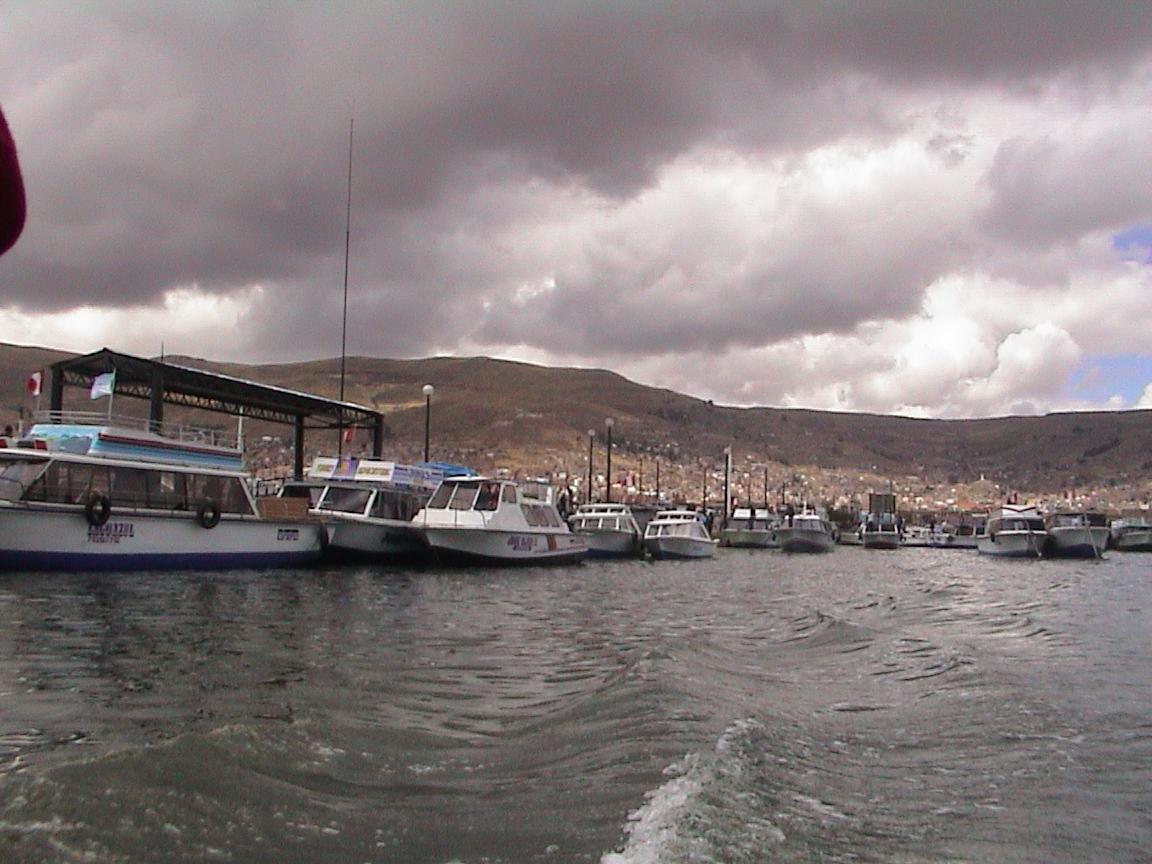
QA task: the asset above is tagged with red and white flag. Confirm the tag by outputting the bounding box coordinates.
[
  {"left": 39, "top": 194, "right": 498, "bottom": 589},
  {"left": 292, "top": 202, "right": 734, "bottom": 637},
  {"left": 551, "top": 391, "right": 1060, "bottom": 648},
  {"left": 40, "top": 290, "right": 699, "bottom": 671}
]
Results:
[{"left": 26, "top": 370, "right": 42, "bottom": 397}]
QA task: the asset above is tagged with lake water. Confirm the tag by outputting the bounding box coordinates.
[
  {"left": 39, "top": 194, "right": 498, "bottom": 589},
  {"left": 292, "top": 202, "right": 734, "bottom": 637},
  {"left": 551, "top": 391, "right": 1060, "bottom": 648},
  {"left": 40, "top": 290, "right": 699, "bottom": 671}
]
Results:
[{"left": 0, "top": 547, "right": 1148, "bottom": 863}]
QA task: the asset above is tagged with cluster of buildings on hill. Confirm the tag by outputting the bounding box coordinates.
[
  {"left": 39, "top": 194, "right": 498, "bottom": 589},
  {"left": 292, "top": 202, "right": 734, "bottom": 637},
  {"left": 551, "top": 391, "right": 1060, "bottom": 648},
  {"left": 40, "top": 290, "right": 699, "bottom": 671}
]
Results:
[{"left": 243, "top": 432, "right": 1152, "bottom": 527}]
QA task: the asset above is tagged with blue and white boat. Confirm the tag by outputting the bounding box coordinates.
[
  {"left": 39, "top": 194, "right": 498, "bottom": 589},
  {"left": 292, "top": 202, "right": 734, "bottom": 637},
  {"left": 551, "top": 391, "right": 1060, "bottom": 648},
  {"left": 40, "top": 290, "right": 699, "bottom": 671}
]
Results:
[
  {"left": 1043, "top": 510, "right": 1108, "bottom": 559},
  {"left": 0, "top": 414, "right": 325, "bottom": 570},
  {"left": 643, "top": 509, "right": 718, "bottom": 559},
  {"left": 414, "top": 476, "right": 588, "bottom": 565},
  {"left": 569, "top": 502, "right": 644, "bottom": 558},
  {"left": 976, "top": 502, "right": 1046, "bottom": 558},
  {"left": 307, "top": 455, "right": 465, "bottom": 561}
]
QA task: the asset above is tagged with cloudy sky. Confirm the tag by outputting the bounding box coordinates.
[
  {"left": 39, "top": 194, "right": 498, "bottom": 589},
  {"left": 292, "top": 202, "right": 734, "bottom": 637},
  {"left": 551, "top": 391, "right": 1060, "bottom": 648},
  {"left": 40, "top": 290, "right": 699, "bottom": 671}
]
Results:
[{"left": 2, "top": 2, "right": 1151, "bottom": 418}]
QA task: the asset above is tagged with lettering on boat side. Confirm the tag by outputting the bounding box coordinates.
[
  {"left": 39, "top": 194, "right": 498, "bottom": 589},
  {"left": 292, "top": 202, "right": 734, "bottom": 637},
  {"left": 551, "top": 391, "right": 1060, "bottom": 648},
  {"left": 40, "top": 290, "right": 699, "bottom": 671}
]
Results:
[
  {"left": 507, "top": 535, "right": 535, "bottom": 552},
  {"left": 277, "top": 528, "right": 300, "bottom": 542},
  {"left": 87, "top": 522, "right": 135, "bottom": 544}
]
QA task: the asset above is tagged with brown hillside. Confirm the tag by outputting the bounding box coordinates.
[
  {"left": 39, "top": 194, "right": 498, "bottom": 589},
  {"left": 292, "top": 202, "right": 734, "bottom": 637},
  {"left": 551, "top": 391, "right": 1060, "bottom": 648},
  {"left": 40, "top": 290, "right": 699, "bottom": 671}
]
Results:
[{"left": 2, "top": 343, "right": 1151, "bottom": 499}]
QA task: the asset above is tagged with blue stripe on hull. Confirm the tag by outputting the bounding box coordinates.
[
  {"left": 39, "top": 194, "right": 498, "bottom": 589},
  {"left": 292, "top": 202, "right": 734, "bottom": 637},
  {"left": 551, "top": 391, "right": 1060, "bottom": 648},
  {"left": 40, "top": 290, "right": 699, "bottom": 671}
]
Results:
[{"left": 0, "top": 549, "right": 322, "bottom": 572}]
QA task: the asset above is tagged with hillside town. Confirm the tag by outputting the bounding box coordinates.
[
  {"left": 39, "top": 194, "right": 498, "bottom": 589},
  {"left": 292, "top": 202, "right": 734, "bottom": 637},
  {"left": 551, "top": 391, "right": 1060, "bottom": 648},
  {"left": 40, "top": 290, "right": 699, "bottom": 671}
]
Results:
[{"left": 242, "top": 429, "right": 1152, "bottom": 529}]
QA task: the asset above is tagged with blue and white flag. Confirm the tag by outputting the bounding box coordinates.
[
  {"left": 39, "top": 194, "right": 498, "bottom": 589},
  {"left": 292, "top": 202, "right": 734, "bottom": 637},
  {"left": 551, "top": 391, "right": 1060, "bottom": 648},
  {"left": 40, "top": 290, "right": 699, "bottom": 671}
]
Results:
[{"left": 90, "top": 371, "right": 116, "bottom": 400}]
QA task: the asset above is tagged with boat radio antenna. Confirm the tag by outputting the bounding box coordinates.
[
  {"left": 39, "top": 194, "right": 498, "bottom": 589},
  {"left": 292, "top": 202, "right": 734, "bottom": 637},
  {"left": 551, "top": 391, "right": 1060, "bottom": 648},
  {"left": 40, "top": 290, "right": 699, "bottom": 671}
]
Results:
[{"left": 338, "top": 116, "right": 354, "bottom": 455}]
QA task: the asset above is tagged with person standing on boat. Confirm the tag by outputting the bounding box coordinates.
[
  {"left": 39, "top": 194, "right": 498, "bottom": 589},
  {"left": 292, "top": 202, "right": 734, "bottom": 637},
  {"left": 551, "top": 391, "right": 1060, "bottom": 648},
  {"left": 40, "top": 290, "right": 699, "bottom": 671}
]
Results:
[{"left": 0, "top": 106, "right": 25, "bottom": 257}]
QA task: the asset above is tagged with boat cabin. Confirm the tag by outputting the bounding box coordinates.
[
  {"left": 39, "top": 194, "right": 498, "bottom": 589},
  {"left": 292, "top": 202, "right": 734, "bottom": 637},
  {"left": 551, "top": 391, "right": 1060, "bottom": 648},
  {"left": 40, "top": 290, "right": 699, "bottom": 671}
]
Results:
[
  {"left": 0, "top": 449, "right": 255, "bottom": 517},
  {"left": 315, "top": 482, "right": 425, "bottom": 522},
  {"left": 424, "top": 477, "right": 566, "bottom": 528}
]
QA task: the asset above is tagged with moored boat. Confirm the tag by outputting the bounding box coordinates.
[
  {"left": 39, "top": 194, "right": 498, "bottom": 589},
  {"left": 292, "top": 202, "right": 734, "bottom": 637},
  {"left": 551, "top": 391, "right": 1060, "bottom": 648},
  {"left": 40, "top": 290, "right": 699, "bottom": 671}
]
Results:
[
  {"left": 859, "top": 491, "right": 900, "bottom": 550},
  {"left": 569, "top": 502, "right": 643, "bottom": 558},
  {"left": 1043, "top": 511, "right": 1108, "bottom": 559},
  {"left": 0, "top": 416, "right": 325, "bottom": 570},
  {"left": 414, "top": 476, "right": 587, "bottom": 565},
  {"left": 308, "top": 456, "right": 458, "bottom": 561},
  {"left": 642, "top": 509, "right": 719, "bottom": 559},
  {"left": 976, "top": 502, "right": 1046, "bottom": 558},
  {"left": 1110, "top": 518, "right": 1152, "bottom": 552},
  {"left": 776, "top": 507, "right": 837, "bottom": 554},
  {"left": 721, "top": 507, "right": 779, "bottom": 549}
]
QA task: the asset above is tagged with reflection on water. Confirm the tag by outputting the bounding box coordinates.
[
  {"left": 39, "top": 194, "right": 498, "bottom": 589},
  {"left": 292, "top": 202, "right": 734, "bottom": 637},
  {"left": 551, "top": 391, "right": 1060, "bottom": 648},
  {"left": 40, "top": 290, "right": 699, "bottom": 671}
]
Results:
[{"left": 0, "top": 551, "right": 1149, "bottom": 862}]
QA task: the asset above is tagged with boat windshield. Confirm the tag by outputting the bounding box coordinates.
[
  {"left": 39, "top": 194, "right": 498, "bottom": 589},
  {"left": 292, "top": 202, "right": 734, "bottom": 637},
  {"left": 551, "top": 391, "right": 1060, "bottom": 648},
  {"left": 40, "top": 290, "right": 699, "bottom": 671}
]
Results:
[
  {"left": 426, "top": 480, "right": 481, "bottom": 511},
  {"left": 0, "top": 457, "right": 45, "bottom": 502},
  {"left": 318, "top": 486, "right": 373, "bottom": 516}
]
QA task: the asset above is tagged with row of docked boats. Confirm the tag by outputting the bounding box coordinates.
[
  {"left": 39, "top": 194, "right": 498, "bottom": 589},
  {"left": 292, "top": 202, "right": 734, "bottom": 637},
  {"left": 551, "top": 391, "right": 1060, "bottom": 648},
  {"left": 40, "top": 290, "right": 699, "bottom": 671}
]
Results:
[
  {"left": 2, "top": 415, "right": 1147, "bottom": 571},
  {"left": 0, "top": 415, "right": 719, "bottom": 569}
]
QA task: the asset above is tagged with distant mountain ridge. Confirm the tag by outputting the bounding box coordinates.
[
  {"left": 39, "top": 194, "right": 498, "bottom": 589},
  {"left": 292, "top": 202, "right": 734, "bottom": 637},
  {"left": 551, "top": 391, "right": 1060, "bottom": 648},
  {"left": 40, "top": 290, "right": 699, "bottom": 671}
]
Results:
[{"left": 2, "top": 342, "right": 1150, "bottom": 495}]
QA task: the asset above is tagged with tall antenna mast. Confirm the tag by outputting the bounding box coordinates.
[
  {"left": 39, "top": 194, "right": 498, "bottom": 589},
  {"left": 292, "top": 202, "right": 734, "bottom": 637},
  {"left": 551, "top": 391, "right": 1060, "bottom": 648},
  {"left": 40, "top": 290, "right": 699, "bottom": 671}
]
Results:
[{"left": 338, "top": 117, "right": 354, "bottom": 455}]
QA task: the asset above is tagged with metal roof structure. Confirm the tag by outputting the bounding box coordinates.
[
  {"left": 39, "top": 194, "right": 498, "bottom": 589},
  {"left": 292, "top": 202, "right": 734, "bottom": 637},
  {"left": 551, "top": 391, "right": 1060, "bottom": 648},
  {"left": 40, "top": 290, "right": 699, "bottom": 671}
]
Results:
[{"left": 46, "top": 348, "right": 385, "bottom": 478}]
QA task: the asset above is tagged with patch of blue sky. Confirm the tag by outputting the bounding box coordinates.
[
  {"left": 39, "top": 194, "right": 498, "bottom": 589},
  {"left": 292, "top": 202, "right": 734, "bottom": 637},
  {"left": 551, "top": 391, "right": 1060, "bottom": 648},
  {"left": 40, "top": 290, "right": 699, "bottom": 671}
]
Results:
[
  {"left": 1069, "top": 355, "right": 1152, "bottom": 406},
  {"left": 1111, "top": 224, "right": 1152, "bottom": 263}
]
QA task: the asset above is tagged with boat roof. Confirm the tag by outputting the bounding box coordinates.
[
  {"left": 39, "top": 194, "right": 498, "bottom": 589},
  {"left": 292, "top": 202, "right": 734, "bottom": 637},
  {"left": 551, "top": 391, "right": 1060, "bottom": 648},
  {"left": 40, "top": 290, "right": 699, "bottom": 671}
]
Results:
[
  {"left": 575, "top": 503, "right": 633, "bottom": 513},
  {"left": 22, "top": 422, "right": 243, "bottom": 471},
  {"left": 306, "top": 455, "right": 466, "bottom": 492}
]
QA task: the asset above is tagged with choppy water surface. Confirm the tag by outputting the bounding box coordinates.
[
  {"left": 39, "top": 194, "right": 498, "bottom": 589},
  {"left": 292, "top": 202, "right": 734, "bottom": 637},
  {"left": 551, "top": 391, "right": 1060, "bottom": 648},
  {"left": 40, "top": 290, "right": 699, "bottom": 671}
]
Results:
[{"left": 0, "top": 548, "right": 1148, "bottom": 863}]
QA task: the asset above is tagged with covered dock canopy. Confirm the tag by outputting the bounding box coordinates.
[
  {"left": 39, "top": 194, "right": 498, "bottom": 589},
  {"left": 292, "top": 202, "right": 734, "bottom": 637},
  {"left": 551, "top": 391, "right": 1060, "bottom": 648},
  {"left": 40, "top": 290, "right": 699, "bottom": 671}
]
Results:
[{"left": 46, "top": 347, "right": 385, "bottom": 479}]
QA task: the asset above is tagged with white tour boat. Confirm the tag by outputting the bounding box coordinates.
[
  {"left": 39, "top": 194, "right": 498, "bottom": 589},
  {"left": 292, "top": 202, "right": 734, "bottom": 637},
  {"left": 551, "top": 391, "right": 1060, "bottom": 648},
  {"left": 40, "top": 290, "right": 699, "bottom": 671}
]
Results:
[
  {"left": 569, "top": 502, "right": 643, "bottom": 558},
  {"left": 307, "top": 455, "right": 456, "bottom": 561},
  {"left": 1043, "top": 511, "right": 1109, "bottom": 559},
  {"left": 721, "top": 507, "right": 779, "bottom": 549},
  {"left": 642, "top": 509, "right": 719, "bottom": 559},
  {"left": 414, "top": 476, "right": 587, "bottom": 565},
  {"left": 0, "top": 416, "right": 325, "bottom": 570},
  {"left": 976, "top": 502, "right": 1046, "bottom": 558},
  {"left": 775, "top": 507, "right": 837, "bottom": 554}
]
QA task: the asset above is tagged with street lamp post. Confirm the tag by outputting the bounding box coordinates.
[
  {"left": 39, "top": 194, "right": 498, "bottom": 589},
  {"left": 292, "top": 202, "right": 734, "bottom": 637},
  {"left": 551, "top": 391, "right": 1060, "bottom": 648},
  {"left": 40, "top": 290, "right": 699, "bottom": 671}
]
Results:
[
  {"left": 604, "top": 418, "right": 615, "bottom": 503},
  {"left": 586, "top": 429, "right": 596, "bottom": 504},
  {"left": 422, "top": 384, "right": 434, "bottom": 462}
]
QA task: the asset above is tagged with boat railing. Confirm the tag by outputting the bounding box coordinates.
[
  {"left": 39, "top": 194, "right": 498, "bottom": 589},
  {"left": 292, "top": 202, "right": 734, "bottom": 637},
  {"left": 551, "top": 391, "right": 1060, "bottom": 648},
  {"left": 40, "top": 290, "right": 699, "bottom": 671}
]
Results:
[{"left": 33, "top": 410, "right": 240, "bottom": 450}]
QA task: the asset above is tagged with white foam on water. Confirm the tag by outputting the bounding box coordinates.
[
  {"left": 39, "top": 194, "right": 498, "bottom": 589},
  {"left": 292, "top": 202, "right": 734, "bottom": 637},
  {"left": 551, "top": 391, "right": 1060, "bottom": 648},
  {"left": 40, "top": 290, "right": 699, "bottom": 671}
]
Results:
[{"left": 602, "top": 718, "right": 786, "bottom": 864}]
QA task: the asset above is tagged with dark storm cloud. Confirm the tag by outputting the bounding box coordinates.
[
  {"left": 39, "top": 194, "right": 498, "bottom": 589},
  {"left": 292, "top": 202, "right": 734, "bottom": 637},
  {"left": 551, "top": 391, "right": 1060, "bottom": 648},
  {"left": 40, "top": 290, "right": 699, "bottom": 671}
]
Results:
[{"left": 1, "top": 2, "right": 1151, "bottom": 371}]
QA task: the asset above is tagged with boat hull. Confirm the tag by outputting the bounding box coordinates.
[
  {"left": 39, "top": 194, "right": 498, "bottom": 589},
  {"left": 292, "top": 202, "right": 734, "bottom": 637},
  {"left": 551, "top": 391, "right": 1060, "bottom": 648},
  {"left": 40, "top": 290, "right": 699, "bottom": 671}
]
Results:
[
  {"left": 0, "top": 504, "right": 324, "bottom": 571},
  {"left": 420, "top": 526, "right": 588, "bottom": 566},
  {"left": 861, "top": 530, "right": 900, "bottom": 550},
  {"left": 324, "top": 517, "right": 426, "bottom": 561},
  {"left": 643, "top": 535, "right": 717, "bottom": 559},
  {"left": 1045, "top": 526, "right": 1108, "bottom": 559},
  {"left": 1114, "top": 528, "right": 1152, "bottom": 552},
  {"left": 776, "top": 528, "right": 835, "bottom": 554},
  {"left": 976, "top": 531, "right": 1045, "bottom": 558},
  {"left": 577, "top": 530, "right": 643, "bottom": 558},
  {"left": 721, "top": 528, "right": 778, "bottom": 548}
]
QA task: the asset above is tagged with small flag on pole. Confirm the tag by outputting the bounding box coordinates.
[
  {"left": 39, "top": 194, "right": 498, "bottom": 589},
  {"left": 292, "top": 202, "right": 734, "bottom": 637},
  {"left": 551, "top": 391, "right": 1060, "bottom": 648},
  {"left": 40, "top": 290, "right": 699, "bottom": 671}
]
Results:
[
  {"left": 26, "top": 370, "right": 42, "bottom": 397},
  {"left": 90, "top": 371, "right": 116, "bottom": 400}
]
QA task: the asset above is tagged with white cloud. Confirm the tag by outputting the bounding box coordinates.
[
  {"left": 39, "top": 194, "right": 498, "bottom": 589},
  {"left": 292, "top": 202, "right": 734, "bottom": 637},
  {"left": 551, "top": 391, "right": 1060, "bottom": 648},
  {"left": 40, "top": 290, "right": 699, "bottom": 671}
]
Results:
[{"left": 0, "top": 285, "right": 262, "bottom": 360}]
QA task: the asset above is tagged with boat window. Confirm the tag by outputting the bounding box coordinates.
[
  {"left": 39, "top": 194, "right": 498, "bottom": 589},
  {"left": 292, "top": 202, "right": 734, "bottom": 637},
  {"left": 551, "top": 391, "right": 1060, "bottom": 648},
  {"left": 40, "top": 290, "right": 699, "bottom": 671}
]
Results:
[
  {"left": 501, "top": 484, "right": 517, "bottom": 504},
  {"left": 427, "top": 483, "right": 454, "bottom": 509},
  {"left": 371, "top": 489, "right": 421, "bottom": 521},
  {"left": 25, "top": 461, "right": 110, "bottom": 504},
  {"left": 186, "top": 474, "right": 252, "bottom": 515},
  {"left": 448, "top": 481, "right": 479, "bottom": 511},
  {"left": 0, "top": 458, "right": 45, "bottom": 502},
  {"left": 319, "top": 486, "right": 373, "bottom": 515},
  {"left": 111, "top": 467, "right": 149, "bottom": 508},
  {"left": 146, "top": 470, "right": 186, "bottom": 510},
  {"left": 475, "top": 482, "right": 501, "bottom": 512}
]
